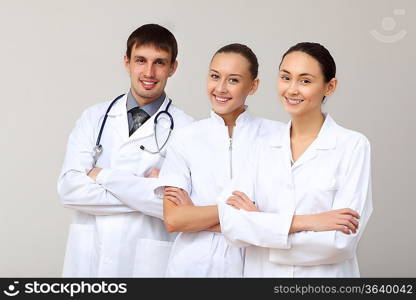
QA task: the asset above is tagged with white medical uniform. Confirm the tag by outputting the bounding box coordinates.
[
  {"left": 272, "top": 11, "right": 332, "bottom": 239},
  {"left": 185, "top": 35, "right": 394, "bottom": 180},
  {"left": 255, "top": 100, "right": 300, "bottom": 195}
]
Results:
[
  {"left": 57, "top": 93, "right": 193, "bottom": 277},
  {"left": 155, "top": 109, "right": 285, "bottom": 277},
  {"left": 218, "top": 114, "right": 373, "bottom": 277}
]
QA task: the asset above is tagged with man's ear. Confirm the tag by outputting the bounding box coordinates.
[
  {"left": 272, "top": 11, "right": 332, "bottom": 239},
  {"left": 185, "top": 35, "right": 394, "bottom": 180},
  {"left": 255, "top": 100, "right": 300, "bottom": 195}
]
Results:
[
  {"left": 124, "top": 55, "right": 131, "bottom": 73},
  {"left": 169, "top": 60, "right": 178, "bottom": 77}
]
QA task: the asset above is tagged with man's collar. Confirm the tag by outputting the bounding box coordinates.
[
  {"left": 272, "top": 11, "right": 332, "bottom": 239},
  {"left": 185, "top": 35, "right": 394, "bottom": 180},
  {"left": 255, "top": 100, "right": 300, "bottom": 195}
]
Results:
[{"left": 126, "top": 90, "right": 166, "bottom": 117}]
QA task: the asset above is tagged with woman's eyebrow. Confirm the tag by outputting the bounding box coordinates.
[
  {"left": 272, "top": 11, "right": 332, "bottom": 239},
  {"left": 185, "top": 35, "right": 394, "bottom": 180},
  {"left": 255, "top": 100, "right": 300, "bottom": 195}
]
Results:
[
  {"left": 299, "top": 73, "right": 315, "bottom": 78},
  {"left": 210, "top": 69, "right": 243, "bottom": 77},
  {"left": 280, "top": 69, "right": 315, "bottom": 77}
]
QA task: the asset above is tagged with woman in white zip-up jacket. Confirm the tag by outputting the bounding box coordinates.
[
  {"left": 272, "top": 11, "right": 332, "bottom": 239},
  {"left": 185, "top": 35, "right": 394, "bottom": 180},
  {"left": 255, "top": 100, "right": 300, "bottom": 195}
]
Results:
[
  {"left": 154, "top": 43, "right": 285, "bottom": 277},
  {"left": 218, "top": 42, "right": 373, "bottom": 277}
]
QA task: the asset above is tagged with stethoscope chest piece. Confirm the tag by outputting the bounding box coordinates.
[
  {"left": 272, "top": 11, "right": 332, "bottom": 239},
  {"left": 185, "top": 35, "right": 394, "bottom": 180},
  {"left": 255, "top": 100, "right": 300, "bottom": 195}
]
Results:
[
  {"left": 92, "top": 144, "right": 103, "bottom": 166},
  {"left": 93, "top": 144, "right": 103, "bottom": 156}
]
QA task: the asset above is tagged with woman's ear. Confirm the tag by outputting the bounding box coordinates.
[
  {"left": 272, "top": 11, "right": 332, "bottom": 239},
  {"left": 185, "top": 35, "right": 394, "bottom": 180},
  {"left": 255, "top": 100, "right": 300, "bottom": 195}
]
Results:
[
  {"left": 249, "top": 78, "right": 260, "bottom": 95},
  {"left": 325, "top": 77, "right": 338, "bottom": 97}
]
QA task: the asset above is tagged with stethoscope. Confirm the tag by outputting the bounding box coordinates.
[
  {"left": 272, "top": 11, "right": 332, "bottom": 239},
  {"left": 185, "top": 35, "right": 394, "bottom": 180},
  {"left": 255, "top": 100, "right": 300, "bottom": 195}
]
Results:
[{"left": 93, "top": 94, "right": 174, "bottom": 166}]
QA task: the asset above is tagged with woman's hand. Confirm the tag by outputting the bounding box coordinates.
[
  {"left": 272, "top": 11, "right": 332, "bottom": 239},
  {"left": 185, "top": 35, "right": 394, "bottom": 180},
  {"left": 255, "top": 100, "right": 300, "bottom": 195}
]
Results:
[
  {"left": 145, "top": 168, "right": 160, "bottom": 178},
  {"left": 226, "top": 191, "right": 259, "bottom": 212},
  {"left": 292, "top": 208, "right": 360, "bottom": 235},
  {"left": 164, "top": 187, "right": 194, "bottom": 206},
  {"left": 87, "top": 167, "right": 102, "bottom": 180}
]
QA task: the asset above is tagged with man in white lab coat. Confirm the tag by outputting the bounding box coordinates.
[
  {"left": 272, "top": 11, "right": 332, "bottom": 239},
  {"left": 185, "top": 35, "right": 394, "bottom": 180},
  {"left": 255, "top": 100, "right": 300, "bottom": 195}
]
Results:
[{"left": 57, "top": 24, "right": 193, "bottom": 277}]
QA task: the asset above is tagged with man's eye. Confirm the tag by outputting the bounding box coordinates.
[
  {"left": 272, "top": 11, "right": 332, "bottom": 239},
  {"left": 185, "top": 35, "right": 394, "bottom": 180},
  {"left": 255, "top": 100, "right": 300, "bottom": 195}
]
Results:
[
  {"left": 156, "top": 60, "right": 165, "bottom": 65},
  {"left": 136, "top": 58, "right": 145, "bottom": 63}
]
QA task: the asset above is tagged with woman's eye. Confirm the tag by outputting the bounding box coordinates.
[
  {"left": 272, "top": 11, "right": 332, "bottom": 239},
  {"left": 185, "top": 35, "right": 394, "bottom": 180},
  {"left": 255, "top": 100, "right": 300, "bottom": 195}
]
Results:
[
  {"left": 210, "top": 74, "right": 219, "bottom": 79},
  {"left": 280, "top": 75, "right": 290, "bottom": 80},
  {"left": 301, "top": 79, "right": 311, "bottom": 84},
  {"left": 228, "top": 78, "right": 239, "bottom": 83}
]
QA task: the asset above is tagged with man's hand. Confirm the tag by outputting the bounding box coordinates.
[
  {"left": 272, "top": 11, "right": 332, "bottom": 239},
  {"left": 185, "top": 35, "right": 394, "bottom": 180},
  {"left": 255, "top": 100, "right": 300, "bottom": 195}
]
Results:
[
  {"left": 87, "top": 167, "right": 102, "bottom": 181},
  {"left": 146, "top": 168, "right": 160, "bottom": 178}
]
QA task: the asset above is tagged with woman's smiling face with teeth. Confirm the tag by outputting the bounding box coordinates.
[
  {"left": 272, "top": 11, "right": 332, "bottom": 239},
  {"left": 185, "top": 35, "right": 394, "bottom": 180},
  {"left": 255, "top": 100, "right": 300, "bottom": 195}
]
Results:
[
  {"left": 278, "top": 51, "right": 334, "bottom": 117},
  {"left": 207, "top": 52, "right": 258, "bottom": 121}
]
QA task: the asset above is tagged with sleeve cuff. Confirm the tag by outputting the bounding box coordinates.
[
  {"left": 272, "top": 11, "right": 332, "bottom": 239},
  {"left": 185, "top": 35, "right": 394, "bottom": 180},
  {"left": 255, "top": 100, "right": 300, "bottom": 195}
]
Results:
[
  {"left": 95, "top": 168, "right": 113, "bottom": 185},
  {"left": 154, "top": 176, "right": 191, "bottom": 199},
  {"left": 263, "top": 211, "right": 293, "bottom": 249},
  {"left": 244, "top": 210, "right": 293, "bottom": 249}
]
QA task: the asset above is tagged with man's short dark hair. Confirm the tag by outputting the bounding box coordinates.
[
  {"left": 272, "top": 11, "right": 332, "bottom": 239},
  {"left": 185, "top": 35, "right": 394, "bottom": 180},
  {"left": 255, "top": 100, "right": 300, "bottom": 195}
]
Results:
[{"left": 126, "top": 24, "right": 178, "bottom": 64}]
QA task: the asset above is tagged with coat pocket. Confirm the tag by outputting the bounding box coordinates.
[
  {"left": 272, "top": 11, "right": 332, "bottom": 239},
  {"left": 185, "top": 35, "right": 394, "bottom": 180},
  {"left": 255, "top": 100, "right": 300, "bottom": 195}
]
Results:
[
  {"left": 132, "top": 239, "right": 173, "bottom": 277},
  {"left": 62, "top": 224, "right": 95, "bottom": 277},
  {"left": 308, "top": 177, "right": 339, "bottom": 210}
]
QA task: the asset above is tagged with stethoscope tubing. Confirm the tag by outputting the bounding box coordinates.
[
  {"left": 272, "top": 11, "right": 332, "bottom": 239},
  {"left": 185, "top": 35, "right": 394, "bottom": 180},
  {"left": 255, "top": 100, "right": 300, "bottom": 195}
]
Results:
[{"left": 93, "top": 94, "right": 173, "bottom": 164}]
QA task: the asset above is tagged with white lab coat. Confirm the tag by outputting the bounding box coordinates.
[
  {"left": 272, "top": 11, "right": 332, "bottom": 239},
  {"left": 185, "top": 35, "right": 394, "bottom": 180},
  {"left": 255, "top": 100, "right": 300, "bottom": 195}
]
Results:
[
  {"left": 155, "top": 109, "right": 285, "bottom": 277},
  {"left": 218, "top": 114, "right": 373, "bottom": 277},
  {"left": 57, "top": 93, "right": 193, "bottom": 277}
]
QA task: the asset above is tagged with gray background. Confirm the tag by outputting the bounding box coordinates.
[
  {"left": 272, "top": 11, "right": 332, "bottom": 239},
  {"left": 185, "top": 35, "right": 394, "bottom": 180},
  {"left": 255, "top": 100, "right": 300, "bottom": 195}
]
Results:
[{"left": 0, "top": 0, "right": 414, "bottom": 277}]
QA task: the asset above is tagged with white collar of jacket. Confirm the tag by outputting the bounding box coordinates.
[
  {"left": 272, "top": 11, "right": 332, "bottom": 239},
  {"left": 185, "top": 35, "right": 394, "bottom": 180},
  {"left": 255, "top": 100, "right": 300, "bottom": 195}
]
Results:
[
  {"left": 269, "top": 113, "right": 338, "bottom": 150},
  {"left": 209, "top": 105, "right": 254, "bottom": 127}
]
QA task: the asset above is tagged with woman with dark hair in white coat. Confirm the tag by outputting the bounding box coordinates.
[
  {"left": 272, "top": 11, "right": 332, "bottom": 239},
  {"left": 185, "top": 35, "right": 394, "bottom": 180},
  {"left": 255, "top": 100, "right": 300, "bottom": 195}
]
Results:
[{"left": 218, "top": 42, "right": 373, "bottom": 277}]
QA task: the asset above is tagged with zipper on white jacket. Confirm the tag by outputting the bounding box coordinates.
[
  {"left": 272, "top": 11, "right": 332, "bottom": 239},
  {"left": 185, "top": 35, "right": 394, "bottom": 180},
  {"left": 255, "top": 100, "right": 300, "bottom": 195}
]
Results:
[{"left": 229, "top": 137, "right": 233, "bottom": 179}]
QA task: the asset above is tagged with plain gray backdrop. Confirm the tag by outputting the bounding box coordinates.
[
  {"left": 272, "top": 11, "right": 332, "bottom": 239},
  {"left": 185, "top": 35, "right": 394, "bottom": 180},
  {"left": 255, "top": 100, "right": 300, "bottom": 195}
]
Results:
[{"left": 0, "top": 0, "right": 414, "bottom": 276}]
